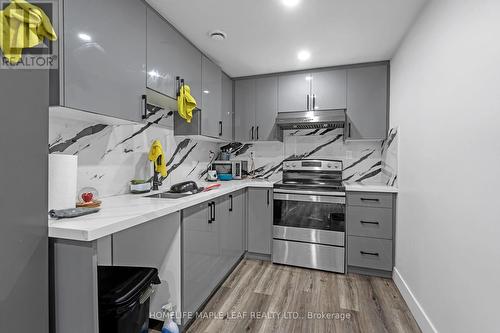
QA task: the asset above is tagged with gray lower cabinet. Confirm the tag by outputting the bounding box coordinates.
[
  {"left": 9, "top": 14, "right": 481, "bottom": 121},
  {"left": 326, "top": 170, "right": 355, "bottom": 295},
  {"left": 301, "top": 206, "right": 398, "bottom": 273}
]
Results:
[
  {"left": 62, "top": 0, "right": 146, "bottom": 122},
  {"left": 201, "top": 55, "right": 222, "bottom": 138},
  {"left": 234, "top": 77, "right": 279, "bottom": 142},
  {"left": 346, "top": 64, "right": 388, "bottom": 140},
  {"left": 347, "top": 191, "right": 396, "bottom": 276},
  {"left": 247, "top": 188, "right": 273, "bottom": 255},
  {"left": 182, "top": 191, "right": 245, "bottom": 325},
  {"left": 221, "top": 73, "right": 234, "bottom": 140}
]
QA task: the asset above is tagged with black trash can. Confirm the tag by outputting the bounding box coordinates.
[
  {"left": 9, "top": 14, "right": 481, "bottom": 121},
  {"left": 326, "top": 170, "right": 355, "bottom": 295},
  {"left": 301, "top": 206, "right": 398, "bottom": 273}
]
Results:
[{"left": 98, "top": 266, "right": 161, "bottom": 333}]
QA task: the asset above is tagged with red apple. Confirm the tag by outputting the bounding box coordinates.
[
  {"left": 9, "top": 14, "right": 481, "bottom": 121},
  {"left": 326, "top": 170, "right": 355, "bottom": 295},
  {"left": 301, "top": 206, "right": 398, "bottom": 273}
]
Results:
[{"left": 81, "top": 192, "right": 93, "bottom": 203}]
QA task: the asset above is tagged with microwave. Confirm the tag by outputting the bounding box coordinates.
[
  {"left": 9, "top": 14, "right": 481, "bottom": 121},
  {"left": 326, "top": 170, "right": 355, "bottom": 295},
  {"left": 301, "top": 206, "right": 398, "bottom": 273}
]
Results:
[{"left": 210, "top": 160, "right": 248, "bottom": 180}]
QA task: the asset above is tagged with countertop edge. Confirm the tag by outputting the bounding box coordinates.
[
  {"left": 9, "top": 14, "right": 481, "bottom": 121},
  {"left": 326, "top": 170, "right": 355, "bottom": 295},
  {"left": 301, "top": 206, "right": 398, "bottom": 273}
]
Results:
[{"left": 49, "top": 181, "right": 274, "bottom": 242}]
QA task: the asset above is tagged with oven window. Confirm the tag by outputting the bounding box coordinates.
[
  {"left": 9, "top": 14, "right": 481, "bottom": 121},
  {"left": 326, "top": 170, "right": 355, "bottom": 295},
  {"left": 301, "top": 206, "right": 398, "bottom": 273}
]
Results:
[{"left": 273, "top": 199, "right": 345, "bottom": 232}]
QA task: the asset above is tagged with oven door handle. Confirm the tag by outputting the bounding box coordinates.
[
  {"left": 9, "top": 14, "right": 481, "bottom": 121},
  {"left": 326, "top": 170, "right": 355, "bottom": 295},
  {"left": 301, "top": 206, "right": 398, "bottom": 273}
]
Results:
[
  {"left": 273, "top": 188, "right": 345, "bottom": 197},
  {"left": 273, "top": 192, "right": 345, "bottom": 204}
]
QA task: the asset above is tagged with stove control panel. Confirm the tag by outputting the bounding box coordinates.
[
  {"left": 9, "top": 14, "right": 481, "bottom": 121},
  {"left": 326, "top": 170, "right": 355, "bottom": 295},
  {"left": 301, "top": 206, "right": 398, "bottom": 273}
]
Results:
[{"left": 283, "top": 159, "right": 342, "bottom": 171}]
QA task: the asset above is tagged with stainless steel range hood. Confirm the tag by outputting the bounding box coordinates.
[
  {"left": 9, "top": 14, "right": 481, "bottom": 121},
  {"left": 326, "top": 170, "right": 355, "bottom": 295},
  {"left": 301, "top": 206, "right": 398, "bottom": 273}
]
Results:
[{"left": 276, "top": 109, "right": 346, "bottom": 130}]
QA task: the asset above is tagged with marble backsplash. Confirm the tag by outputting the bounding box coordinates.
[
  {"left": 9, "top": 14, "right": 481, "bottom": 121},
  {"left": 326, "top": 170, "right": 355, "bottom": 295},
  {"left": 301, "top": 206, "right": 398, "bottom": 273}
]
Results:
[
  {"left": 226, "top": 127, "right": 399, "bottom": 186},
  {"left": 49, "top": 109, "right": 219, "bottom": 198}
]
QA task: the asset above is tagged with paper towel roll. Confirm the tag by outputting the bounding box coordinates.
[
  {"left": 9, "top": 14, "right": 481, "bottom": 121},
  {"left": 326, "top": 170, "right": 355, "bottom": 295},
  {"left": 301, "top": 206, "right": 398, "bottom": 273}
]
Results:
[{"left": 49, "top": 154, "right": 78, "bottom": 210}]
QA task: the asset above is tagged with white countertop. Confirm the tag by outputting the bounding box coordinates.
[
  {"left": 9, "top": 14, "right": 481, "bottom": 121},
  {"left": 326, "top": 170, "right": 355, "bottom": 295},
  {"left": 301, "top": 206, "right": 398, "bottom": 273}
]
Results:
[
  {"left": 344, "top": 184, "right": 398, "bottom": 193},
  {"left": 49, "top": 179, "right": 274, "bottom": 242}
]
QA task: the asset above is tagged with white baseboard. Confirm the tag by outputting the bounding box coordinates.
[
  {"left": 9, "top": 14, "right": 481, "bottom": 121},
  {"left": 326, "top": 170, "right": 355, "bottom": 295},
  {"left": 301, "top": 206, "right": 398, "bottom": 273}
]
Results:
[{"left": 393, "top": 267, "right": 438, "bottom": 333}]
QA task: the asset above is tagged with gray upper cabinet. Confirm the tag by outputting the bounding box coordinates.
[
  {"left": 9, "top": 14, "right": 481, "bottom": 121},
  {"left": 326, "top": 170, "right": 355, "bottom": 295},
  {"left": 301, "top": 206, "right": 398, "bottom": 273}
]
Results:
[
  {"left": 278, "top": 69, "right": 346, "bottom": 112},
  {"left": 146, "top": 6, "right": 202, "bottom": 103},
  {"left": 234, "top": 79, "right": 256, "bottom": 142},
  {"left": 310, "top": 69, "right": 347, "bottom": 110},
  {"left": 278, "top": 72, "right": 310, "bottom": 112},
  {"left": 346, "top": 65, "right": 388, "bottom": 140},
  {"left": 221, "top": 73, "right": 233, "bottom": 140},
  {"left": 255, "top": 76, "right": 278, "bottom": 141},
  {"left": 247, "top": 188, "right": 273, "bottom": 255},
  {"left": 63, "top": 0, "right": 146, "bottom": 122},
  {"left": 201, "top": 56, "right": 222, "bottom": 138},
  {"left": 235, "top": 76, "right": 279, "bottom": 142}
]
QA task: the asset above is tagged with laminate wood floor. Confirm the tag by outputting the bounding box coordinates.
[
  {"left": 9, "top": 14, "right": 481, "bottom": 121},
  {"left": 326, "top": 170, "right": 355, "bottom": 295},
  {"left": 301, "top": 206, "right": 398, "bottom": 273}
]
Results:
[{"left": 164, "top": 259, "right": 421, "bottom": 333}]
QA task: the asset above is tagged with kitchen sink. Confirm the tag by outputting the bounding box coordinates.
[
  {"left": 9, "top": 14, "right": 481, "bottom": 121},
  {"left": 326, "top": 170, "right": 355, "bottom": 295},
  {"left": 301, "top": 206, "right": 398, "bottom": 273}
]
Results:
[{"left": 145, "top": 192, "right": 194, "bottom": 199}]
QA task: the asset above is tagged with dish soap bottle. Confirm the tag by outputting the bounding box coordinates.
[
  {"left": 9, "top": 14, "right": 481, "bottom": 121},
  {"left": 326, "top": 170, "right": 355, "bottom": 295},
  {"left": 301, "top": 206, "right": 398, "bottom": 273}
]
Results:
[{"left": 161, "top": 304, "right": 179, "bottom": 333}]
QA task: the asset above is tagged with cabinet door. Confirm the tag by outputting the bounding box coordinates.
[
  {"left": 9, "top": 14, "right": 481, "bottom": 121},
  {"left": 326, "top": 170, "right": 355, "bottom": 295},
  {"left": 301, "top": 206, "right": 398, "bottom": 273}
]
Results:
[
  {"left": 311, "top": 69, "right": 347, "bottom": 110},
  {"left": 146, "top": 7, "right": 176, "bottom": 97},
  {"left": 221, "top": 191, "right": 245, "bottom": 272},
  {"left": 247, "top": 188, "right": 273, "bottom": 255},
  {"left": 201, "top": 56, "right": 222, "bottom": 137},
  {"left": 182, "top": 202, "right": 219, "bottom": 318},
  {"left": 278, "top": 72, "right": 311, "bottom": 112},
  {"left": 112, "top": 213, "right": 181, "bottom": 318},
  {"left": 234, "top": 79, "right": 256, "bottom": 142},
  {"left": 64, "top": 0, "right": 146, "bottom": 122},
  {"left": 255, "top": 76, "right": 278, "bottom": 141},
  {"left": 346, "top": 65, "right": 388, "bottom": 140},
  {"left": 221, "top": 73, "right": 233, "bottom": 140}
]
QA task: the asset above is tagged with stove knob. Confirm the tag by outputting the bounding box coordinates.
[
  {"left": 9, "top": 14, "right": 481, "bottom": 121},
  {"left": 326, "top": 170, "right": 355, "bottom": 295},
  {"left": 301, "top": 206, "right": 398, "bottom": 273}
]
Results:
[
  {"left": 284, "top": 163, "right": 290, "bottom": 168},
  {"left": 327, "top": 163, "right": 332, "bottom": 168}
]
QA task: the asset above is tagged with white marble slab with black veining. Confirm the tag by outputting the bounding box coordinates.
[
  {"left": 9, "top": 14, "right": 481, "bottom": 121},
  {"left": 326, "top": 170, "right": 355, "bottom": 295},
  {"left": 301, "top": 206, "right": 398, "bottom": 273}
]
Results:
[{"left": 49, "top": 179, "right": 275, "bottom": 242}]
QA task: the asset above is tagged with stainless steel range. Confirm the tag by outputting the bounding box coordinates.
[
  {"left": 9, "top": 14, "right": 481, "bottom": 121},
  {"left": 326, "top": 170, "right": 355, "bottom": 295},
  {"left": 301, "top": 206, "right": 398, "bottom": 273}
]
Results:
[{"left": 272, "top": 159, "right": 346, "bottom": 273}]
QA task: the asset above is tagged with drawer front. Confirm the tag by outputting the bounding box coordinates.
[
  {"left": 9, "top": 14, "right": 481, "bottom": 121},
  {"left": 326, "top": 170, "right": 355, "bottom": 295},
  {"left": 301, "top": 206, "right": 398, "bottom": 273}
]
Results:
[
  {"left": 347, "top": 192, "right": 393, "bottom": 208},
  {"left": 347, "top": 206, "right": 393, "bottom": 239},
  {"left": 348, "top": 236, "right": 393, "bottom": 271},
  {"left": 273, "top": 239, "right": 345, "bottom": 273}
]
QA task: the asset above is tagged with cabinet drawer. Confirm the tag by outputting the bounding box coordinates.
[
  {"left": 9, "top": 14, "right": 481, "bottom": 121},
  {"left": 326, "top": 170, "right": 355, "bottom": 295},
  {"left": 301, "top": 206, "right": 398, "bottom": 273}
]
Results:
[
  {"left": 347, "top": 206, "right": 393, "bottom": 239},
  {"left": 348, "top": 236, "right": 393, "bottom": 271},
  {"left": 347, "top": 192, "right": 393, "bottom": 208}
]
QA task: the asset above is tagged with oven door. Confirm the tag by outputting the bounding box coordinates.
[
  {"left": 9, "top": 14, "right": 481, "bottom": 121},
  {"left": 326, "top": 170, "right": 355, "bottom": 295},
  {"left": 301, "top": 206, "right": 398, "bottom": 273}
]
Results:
[{"left": 273, "top": 192, "right": 345, "bottom": 246}]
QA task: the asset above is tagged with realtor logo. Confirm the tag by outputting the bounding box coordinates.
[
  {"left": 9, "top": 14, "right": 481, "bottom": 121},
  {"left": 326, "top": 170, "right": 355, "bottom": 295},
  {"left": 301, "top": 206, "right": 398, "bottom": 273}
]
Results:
[{"left": 0, "top": 0, "right": 59, "bottom": 69}]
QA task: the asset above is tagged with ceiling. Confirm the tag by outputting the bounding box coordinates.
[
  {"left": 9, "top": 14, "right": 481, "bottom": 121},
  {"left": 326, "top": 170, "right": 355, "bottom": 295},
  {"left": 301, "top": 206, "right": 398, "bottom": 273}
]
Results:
[{"left": 146, "top": 0, "right": 428, "bottom": 77}]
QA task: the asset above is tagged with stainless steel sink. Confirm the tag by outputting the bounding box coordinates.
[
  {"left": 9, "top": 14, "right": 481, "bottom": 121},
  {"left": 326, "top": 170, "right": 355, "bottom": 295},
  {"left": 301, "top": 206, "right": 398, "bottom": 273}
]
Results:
[{"left": 145, "top": 192, "right": 194, "bottom": 199}]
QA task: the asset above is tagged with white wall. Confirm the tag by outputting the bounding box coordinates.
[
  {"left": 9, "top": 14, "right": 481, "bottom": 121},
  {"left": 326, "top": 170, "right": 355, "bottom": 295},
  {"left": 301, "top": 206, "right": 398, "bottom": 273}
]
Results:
[{"left": 390, "top": 1, "right": 500, "bottom": 332}]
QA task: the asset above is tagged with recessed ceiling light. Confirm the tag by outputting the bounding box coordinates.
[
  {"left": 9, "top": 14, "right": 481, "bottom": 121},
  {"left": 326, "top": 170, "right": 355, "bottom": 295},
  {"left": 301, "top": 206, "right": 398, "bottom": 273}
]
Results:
[
  {"left": 209, "top": 30, "right": 227, "bottom": 41},
  {"left": 78, "top": 33, "right": 92, "bottom": 42},
  {"left": 203, "top": 90, "right": 210, "bottom": 94},
  {"left": 282, "top": 0, "right": 300, "bottom": 7},
  {"left": 297, "top": 50, "right": 311, "bottom": 61}
]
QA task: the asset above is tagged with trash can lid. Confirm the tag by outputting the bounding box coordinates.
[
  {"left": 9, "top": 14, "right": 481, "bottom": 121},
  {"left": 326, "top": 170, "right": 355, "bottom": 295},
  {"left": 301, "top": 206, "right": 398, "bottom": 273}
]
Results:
[{"left": 98, "top": 266, "right": 160, "bottom": 308}]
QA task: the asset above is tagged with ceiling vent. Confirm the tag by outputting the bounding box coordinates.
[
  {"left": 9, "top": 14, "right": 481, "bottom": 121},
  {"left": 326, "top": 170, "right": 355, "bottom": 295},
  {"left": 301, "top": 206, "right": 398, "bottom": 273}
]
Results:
[{"left": 209, "top": 30, "right": 227, "bottom": 40}]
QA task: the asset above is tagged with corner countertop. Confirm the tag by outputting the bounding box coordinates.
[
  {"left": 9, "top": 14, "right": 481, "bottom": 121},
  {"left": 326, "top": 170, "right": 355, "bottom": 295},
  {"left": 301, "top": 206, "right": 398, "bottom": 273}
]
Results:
[
  {"left": 344, "top": 184, "right": 398, "bottom": 193},
  {"left": 49, "top": 179, "right": 274, "bottom": 242}
]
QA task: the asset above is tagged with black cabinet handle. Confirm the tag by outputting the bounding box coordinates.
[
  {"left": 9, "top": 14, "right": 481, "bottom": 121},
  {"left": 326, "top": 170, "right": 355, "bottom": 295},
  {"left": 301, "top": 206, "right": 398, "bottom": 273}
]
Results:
[
  {"left": 306, "top": 94, "right": 310, "bottom": 110},
  {"left": 312, "top": 94, "right": 316, "bottom": 110},
  {"left": 256, "top": 126, "right": 259, "bottom": 140},
  {"left": 141, "top": 94, "right": 147, "bottom": 119},
  {"left": 360, "top": 198, "right": 380, "bottom": 202},
  {"left": 212, "top": 201, "right": 216, "bottom": 221},
  {"left": 360, "top": 220, "right": 380, "bottom": 225},
  {"left": 251, "top": 126, "right": 254, "bottom": 140},
  {"left": 267, "top": 190, "right": 270, "bottom": 206},
  {"left": 348, "top": 122, "right": 351, "bottom": 138},
  {"left": 219, "top": 121, "right": 223, "bottom": 136},
  {"left": 208, "top": 203, "right": 212, "bottom": 224},
  {"left": 360, "top": 251, "right": 379, "bottom": 257},
  {"left": 229, "top": 195, "right": 233, "bottom": 212}
]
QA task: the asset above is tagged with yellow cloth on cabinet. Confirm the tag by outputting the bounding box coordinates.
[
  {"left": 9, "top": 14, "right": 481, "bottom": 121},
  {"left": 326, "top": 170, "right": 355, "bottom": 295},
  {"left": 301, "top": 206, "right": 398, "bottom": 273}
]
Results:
[
  {"left": 148, "top": 140, "right": 167, "bottom": 177},
  {"left": 177, "top": 84, "right": 197, "bottom": 123}
]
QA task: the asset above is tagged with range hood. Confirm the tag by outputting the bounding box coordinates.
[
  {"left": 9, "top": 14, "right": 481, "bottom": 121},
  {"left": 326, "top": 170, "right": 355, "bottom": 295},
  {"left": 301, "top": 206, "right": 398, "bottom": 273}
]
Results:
[{"left": 276, "top": 109, "right": 346, "bottom": 130}]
